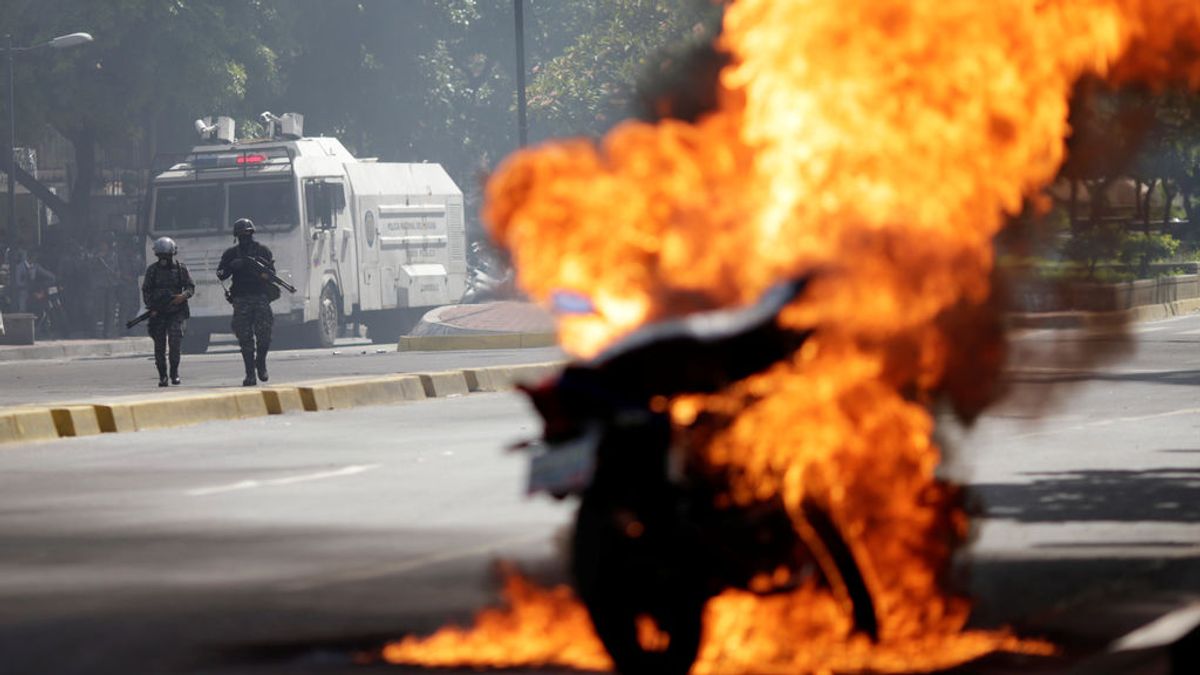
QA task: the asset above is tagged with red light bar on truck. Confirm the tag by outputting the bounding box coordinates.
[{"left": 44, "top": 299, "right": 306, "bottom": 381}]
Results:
[{"left": 187, "top": 147, "right": 289, "bottom": 170}]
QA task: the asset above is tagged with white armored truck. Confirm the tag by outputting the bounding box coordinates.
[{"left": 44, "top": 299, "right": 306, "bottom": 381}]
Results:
[{"left": 146, "top": 113, "right": 467, "bottom": 352}]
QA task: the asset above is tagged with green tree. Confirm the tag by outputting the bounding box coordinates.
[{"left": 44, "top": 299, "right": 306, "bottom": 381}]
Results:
[
  {"left": 0, "top": 0, "right": 282, "bottom": 237},
  {"left": 524, "top": 0, "right": 721, "bottom": 138},
  {"left": 1, "top": 0, "right": 724, "bottom": 242}
]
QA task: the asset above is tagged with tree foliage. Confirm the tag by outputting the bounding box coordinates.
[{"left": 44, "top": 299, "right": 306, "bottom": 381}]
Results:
[
  {"left": 1, "top": 0, "right": 282, "bottom": 232},
  {"left": 1056, "top": 83, "right": 1200, "bottom": 275},
  {"left": 524, "top": 0, "right": 721, "bottom": 138},
  {"left": 1, "top": 0, "right": 717, "bottom": 238}
]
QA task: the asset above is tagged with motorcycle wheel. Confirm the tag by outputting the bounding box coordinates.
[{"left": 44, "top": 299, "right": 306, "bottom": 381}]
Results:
[{"left": 572, "top": 495, "right": 706, "bottom": 675}]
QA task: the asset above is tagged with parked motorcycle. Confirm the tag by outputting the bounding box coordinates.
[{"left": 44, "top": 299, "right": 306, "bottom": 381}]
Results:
[
  {"left": 520, "top": 278, "right": 878, "bottom": 674},
  {"left": 461, "top": 241, "right": 515, "bottom": 303},
  {"left": 29, "top": 283, "right": 68, "bottom": 340}
]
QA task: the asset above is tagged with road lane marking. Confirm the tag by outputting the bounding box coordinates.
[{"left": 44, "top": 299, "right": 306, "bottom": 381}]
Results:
[
  {"left": 1007, "top": 365, "right": 1147, "bottom": 375},
  {"left": 1111, "top": 601, "right": 1200, "bottom": 652},
  {"left": 186, "top": 464, "right": 383, "bottom": 496},
  {"left": 278, "top": 531, "right": 549, "bottom": 592},
  {"left": 1009, "top": 406, "right": 1200, "bottom": 440}
]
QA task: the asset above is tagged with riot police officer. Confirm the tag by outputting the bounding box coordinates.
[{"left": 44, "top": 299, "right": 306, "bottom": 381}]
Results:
[
  {"left": 217, "top": 218, "right": 276, "bottom": 386},
  {"left": 142, "top": 237, "right": 194, "bottom": 387}
]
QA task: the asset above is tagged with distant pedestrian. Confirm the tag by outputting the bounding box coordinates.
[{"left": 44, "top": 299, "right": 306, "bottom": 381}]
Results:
[
  {"left": 92, "top": 238, "right": 122, "bottom": 338},
  {"left": 141, "top": 237, "right": 194, "bottom": 387},
  {"left": 58, "top": 241, "right": 89, "bottom": 336},
  {"left": 12, "top": 249, "right": 56, "bottom": 313},
  {"left": 216, "top": 218, "right": 276, "bottom": 386}
]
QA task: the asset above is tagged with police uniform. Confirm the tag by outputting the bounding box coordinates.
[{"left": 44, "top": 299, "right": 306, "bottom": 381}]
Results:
[
  {"left": 141, "top": 258, "right": 194, "bottom": 384},
  {"left": 217, "top": 238, "right": 275, "bottom": 384}
]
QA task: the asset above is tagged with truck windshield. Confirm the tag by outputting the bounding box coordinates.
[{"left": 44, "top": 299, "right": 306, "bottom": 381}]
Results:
[
  {"left": 152, "top": 184, "right": 223, "bottom": 233},
  {"left": 228, "top": 180, "right": 297, "bottom": 231}
]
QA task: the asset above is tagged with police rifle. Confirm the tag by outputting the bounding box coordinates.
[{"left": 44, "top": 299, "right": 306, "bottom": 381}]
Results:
[
  {"left": 125, "top": 309, "right": 155, "bottom": 329},
  {"left": 126, "top": 297, "right": 173, "bottom": 329},
  {"left": 245, "top": 256, "right": 296, "bottom": 293}
]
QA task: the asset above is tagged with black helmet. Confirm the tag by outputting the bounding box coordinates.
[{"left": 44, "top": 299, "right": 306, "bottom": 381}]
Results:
[
  {"left": 152, "top": 236, "right": 178, "bottom": 257},
  {"left": 233, "top": 218, "right": 255, "bottom": 236}
]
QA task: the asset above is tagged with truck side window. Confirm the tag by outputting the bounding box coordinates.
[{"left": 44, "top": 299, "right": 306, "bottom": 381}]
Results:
[
  {"left": 305, "top": 181, "right": 346, "bottom": 230},
  {"left": 305, "top": 181, "right": 332, "bottom": 229},
  {"left": 330, "top": 183, "right": 346, "bottom": 212}
]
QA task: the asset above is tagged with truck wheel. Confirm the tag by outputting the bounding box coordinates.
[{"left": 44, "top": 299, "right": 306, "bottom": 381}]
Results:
[
  {"left": 312, "top": 285, "right": 340, "bottom": 348},
  {"left": 181, "top": 331, "right": 211, "bottom": 354}
]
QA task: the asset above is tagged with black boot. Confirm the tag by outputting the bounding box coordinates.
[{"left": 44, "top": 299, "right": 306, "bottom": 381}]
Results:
[
  {"left": 255, "top": 342, "right": 269, "bottom": 382},
  {"left": 242, "top": 352, "right": 257, "bottom": 387},
  {"left": 169, "top": 357, "right": 181, "bottom": 385},
  {"left": 157, "top": 362, "right": 169, "bottom": 388}
]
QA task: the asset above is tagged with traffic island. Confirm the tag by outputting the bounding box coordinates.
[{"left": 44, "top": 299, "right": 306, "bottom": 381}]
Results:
[{"left": 398, "top": 301, "right": 556, "bottom": 351}]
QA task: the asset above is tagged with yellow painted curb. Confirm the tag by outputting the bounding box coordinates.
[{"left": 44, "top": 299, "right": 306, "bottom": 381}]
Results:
[
  {"left": 296, "top": 375, "right": 425, "bottom": 411},
  {"left": 0, "top": 415, "right": 17, "bottom": 444},
  {"left": 0, "top": 361, "right": 564, "bottom": 446},
  {"left": 296, "top": 383, "right": 331, "bottom": 412},
  {"left": 126, "top": 393, "right": 245, "bottom": 431},
  {"left": 464, "top": 362, "right": 564, "bottom": 392},
  {"left": 50, "top": 406, "right": 102, "bottom": 437},
  {"left": 396, "top": 332, "right": 557, "bottom": 352},
  {"left": 419, "top": 371, "right": 471, "bottom": 397},
  {"left": 261, "top": 387, "right": 305, "bottom": 415},
  {"left": 328, "top": 375, "right": 425, "bottom": 409},
  {"left": 94, "top": 404, "right": 136, "bottom": 433},
  {"left": 0, "top": 408, "right": 59, "bottom": 444},
  {"left": 229, "top": 390, "right": 271, "bottom": 419}
]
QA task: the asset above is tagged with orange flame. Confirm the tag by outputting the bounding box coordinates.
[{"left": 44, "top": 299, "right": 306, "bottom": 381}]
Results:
[
  {"left": 387, "top": 0, "right": 1200, "bottom": 672},
  {"left": 382, "top": 572, "right": 613, "bottom": 672}
]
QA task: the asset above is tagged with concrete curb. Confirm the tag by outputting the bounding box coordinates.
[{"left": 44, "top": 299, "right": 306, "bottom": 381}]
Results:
[
  {"left": 296, "top": 374, "right": 426, "bottom": 411},
  {"left": 396, "top": 332, "right": 557, "bottom": 352},
  {"left": 0, "top": 361, "right": 565, "bottom": 447},
  {"left": 0, "top": 408, "right": 59, "bottom": 444},
  {"left": 50, "top": 406, "right": 103, "bottom": 437},
  {"left": 1010, "top": 297, "right": 1200, "bottom": 329},
  {"left": 418, "top": 371, "right": 471, "bottom": 398},
  {"left": 462, "top": 363, "right": 563, "bottom": 392}
]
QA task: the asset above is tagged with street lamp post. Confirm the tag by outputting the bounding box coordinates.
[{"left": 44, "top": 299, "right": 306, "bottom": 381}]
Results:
[
  {"left": 513, "top": 0, "right": 527, "bottom": 148},
  {"left": 5, "top": 31, "right": 93, "bottom": 244}
]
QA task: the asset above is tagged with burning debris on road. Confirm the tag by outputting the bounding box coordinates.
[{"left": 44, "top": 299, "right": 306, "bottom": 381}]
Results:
[{"left": 384, "top": 0, "right": 1200, "bottom": 673}]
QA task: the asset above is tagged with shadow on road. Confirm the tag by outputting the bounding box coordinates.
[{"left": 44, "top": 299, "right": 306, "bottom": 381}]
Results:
[
  {"left": 1008, "top": 367, "right": 1200, "bottom": 388},
  {"left": 970, "top": 468, "right": 1200, "bottom": 523}
]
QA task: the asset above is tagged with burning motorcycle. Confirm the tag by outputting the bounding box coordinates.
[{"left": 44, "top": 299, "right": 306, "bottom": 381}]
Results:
[{"left": 520, "top": 278, "right": 878, "bottom": 674}]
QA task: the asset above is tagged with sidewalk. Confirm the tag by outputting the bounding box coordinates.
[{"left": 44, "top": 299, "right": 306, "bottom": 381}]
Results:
[
  {"left": 0, "top": 337, "right": 154, "bottom": 363},
  {"left": 0, "top": 303, "right": 557, "bottom": 363}
]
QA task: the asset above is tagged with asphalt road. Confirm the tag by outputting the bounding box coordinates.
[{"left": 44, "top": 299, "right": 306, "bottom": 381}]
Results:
[
  {"left": 1, "top": 315, "right": 1200, "bottom": 673},
  {"left": 0, "top": 343, "right": 565, "bottom": 407},
  {"left": 0, "top": 393, "right": 572, "bottom": 675}
]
